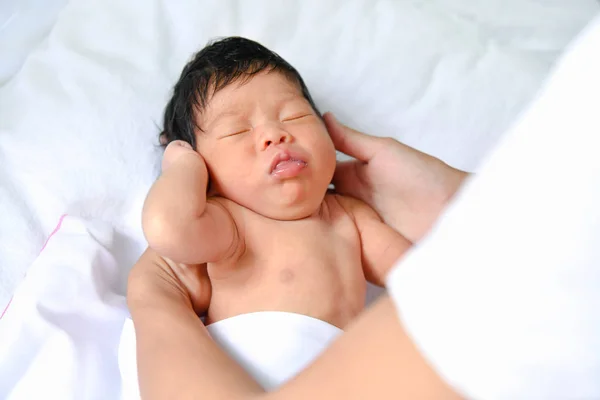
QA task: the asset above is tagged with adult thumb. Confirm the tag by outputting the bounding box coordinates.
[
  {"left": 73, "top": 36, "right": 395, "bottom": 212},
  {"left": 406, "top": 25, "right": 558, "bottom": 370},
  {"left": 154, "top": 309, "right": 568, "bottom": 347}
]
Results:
[{"left": 323, "top": 112, "right": 378, "bottom": 162}]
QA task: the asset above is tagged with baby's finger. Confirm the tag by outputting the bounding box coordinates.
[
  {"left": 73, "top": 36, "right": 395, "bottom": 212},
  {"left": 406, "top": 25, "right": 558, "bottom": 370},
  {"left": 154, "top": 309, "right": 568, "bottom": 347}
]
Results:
[
  {"left": 162, "top": 140, "right": 199, "bottom": 171},
  {"left": 168, "top": 261, "right": 212, "bottom": 317},
  {"left": 167, "top": 140, "right": 193, "bottom": 150},
  {"left": 324, "top": 112, "right": 378, "bottom": 162}
]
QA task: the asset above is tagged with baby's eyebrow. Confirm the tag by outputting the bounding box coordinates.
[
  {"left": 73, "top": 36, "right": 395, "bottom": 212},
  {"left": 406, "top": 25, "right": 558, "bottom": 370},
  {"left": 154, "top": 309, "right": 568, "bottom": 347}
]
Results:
[
  {"left": 205, "top": 109, "right": 244, "bottom": 129},
  {"left": 281, "top": 96, "right": 312, "bottom": 109},
  {"left": 204, "top": 95, "right": 307, "bottom": 129}
]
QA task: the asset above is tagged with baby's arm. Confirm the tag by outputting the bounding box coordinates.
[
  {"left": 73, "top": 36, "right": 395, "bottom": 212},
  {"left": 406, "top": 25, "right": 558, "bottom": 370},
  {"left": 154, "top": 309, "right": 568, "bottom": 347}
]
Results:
[
  {"left": 142, "top": 141, "right": 239, "bottom": 265},
  {"left": 339, "top": 195, "right": 412, "bottom": 287}
]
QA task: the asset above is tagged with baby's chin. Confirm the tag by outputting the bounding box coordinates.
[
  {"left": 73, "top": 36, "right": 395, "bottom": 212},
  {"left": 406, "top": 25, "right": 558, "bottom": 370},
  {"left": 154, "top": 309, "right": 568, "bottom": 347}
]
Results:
[
  {"left": 243, "top": 194, "right": 326, "bottom": 221},
  {"left": 254, "top": 204, "right": 321, "bottom": 221},
  {"left": 218, "top": 179, "right": 331, "bottom": 220}
]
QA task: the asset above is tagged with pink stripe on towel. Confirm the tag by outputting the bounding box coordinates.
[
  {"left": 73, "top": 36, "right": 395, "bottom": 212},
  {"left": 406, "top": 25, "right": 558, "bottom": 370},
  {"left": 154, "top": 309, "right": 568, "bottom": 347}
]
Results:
[
  {"left": 0, "top": 297, "right": 13, "bottom": 320},
  {"left": 0, "top": 214, "right": 68, "bottom": 320},
  {"left": 39, "top": 214, "right": 67, "bottom": 253}
]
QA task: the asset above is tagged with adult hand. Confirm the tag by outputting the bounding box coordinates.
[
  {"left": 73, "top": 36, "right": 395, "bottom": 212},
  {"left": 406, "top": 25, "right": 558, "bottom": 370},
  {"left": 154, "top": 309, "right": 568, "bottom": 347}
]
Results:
[
  {"left": 325, "top": 112, "right": 468, "bottom": 243},
  {"left": 128, "top": 249, "right": 211, "bottom": 318}
]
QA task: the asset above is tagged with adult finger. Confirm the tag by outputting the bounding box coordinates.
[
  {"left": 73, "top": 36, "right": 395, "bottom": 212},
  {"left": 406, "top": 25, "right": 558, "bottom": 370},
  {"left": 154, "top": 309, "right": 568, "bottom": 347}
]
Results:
[
  {"left": 171, "top": 261, "right": 212, "bottom": 316},
  {"left": 323, "top": 112, "right": 379, "bottom": 162},
  {"left": 332, "top": 160, "right": 370, "bottom": 202}
]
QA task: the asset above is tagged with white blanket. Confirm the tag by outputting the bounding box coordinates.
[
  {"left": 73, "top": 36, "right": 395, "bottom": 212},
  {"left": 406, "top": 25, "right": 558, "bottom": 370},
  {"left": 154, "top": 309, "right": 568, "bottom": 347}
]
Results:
[
  {"left": 0, "top": 217, "right": 129, "bottom": 399},
  {"left": 1, "top": 0, "right": 597, "bottom": 307},
  {"left": 120, "top": 312, "right": 342, "bottom": 396}
]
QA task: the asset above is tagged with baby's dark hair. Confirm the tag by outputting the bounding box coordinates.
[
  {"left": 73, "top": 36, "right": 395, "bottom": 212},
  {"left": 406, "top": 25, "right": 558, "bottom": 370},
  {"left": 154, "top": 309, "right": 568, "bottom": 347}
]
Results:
[{"left": 160, "top": 36, "right": 321, "bottom": 149}]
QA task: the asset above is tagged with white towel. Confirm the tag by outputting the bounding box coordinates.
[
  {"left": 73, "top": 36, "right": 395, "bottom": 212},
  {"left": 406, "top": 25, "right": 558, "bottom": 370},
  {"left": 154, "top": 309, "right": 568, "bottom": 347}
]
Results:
[
  {"left": 119, "top": 312, "right": 342, "bottom": 397},
  {"left": 207, "top": 312, "right": 342, "bottom": 390},
  {"left": 0, "top": 216, "right": 130, "bottom": 400}
]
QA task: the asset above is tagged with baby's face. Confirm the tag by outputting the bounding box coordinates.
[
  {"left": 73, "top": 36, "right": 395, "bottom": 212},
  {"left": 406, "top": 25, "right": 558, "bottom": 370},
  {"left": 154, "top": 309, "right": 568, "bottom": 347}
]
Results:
[{"left": 196, "top": 72, "right": 336, "bottom": 220}]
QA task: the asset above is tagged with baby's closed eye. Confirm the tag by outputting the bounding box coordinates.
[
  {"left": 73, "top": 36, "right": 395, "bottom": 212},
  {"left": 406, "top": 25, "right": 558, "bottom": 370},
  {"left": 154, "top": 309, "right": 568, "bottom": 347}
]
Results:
[
  {"left": 220, "top": 127, "right": 251, "bottom": 138},
  {"left": 280, "top": 100, "right": 315, "bottom": 123},
  {"left": 282, "top": 113, "right": 312, "bottom": 123}
]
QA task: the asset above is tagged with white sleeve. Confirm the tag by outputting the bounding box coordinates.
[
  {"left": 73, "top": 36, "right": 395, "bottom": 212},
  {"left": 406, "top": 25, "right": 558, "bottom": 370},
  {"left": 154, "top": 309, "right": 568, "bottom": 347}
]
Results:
[{"left": 386, "top": 14, "right": 600, "bottom": 400}]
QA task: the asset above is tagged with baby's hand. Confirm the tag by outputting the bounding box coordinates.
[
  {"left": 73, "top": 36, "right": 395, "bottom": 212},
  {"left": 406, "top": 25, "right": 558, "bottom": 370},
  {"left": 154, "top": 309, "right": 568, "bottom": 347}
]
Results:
[
  {"left": 143, "top": 140, "right": 211, "bottom": 262},
  {"left": 162, "top": 140, "right": 202, "bottom": 171}
]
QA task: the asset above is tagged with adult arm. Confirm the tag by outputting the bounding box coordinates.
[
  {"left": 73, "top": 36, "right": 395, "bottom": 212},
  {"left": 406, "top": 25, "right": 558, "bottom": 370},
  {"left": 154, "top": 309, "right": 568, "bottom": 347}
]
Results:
[{"left": 128, "top": 250, "right": 462, "bottom": 400}]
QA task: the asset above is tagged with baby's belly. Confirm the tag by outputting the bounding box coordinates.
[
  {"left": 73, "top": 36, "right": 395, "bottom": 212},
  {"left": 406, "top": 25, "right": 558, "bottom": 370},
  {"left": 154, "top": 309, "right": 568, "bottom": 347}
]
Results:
[{"left": 207, "top": 263, "right": 367, "bottom": 329}]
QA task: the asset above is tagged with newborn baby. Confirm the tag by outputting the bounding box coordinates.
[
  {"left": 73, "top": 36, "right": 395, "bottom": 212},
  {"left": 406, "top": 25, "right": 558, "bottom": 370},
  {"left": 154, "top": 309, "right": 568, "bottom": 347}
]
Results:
[{"left": 143, "top": 37, "right": 411, "bottom": 329}]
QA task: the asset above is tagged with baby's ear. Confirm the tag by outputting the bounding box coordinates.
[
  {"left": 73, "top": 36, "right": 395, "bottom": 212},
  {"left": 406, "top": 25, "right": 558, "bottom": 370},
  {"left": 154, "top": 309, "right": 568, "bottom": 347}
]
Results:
[{"left": 159, "top": 132, "right": 168, "bottom": 146}]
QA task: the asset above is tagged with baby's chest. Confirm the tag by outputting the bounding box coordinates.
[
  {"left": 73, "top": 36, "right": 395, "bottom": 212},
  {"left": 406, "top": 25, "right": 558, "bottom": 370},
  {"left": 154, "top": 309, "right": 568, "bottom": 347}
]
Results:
[{"left": 246, "top": 216, "right": 361, "bottom": 267}]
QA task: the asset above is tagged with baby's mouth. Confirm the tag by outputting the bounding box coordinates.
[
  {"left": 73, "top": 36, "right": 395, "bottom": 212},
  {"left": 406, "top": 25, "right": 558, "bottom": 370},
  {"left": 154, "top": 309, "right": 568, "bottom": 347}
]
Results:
[
  {"left": 272, "top": 158, "right": 307, "bottom": 174},
  {"left": 270, "top": 152, "right": 308, "bottom": 178}
]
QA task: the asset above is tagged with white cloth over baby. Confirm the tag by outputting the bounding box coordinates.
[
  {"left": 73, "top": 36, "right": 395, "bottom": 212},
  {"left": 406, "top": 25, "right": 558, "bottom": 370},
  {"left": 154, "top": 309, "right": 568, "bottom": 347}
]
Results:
[
  {"left": 208, "top": 312, "right": 342, "bottom": 390},
  {"left": 119, "top": 312, "right": 342, "bottom": 398}
]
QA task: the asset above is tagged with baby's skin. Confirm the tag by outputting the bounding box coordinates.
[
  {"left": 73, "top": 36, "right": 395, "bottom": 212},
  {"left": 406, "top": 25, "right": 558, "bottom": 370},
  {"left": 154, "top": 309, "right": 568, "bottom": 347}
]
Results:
[{"left": 142, "top": 72, "right": 411, "bottom": 328}]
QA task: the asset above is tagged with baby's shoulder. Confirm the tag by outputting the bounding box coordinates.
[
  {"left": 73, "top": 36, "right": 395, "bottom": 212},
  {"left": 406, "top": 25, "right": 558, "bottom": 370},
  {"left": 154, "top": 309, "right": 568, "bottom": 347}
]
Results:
[
  {"left": 324, "top": 193, "right": 379, "bottom": 222},
  {"left": 324, "top": 192, "right": 363, "bottom": 212},
  {"left": 323, "top": 193, "right": 362, "bottom": 220}
]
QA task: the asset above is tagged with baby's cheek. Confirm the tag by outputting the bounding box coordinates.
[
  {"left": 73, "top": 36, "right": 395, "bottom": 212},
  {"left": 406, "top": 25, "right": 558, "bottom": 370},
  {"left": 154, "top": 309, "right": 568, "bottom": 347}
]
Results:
[
  {"left": 215, "top": 166, "right": 252, "bottom": 197},
  {"left": 319, "top": 136, "right": 337, "bottom": 166}
]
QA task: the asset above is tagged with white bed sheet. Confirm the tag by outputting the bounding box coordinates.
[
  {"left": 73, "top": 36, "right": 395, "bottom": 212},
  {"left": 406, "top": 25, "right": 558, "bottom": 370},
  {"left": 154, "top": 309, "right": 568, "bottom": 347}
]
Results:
[
  {"left": 0, "top": 0, "right": 598, "bottom": 307},
  {"left": 0, "top": 0, "right": 68, "bottom": 86},
  {"left": 2, "top": 17, "right": 600, "bottom": 398}
]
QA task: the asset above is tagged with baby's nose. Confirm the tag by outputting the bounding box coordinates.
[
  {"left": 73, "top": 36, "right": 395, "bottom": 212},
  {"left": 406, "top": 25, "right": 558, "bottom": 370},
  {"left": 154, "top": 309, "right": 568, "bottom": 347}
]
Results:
[{"left": 261, "top": 128, "right": 291, "bottom": 150}]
